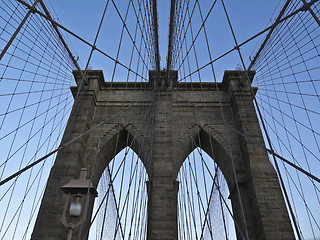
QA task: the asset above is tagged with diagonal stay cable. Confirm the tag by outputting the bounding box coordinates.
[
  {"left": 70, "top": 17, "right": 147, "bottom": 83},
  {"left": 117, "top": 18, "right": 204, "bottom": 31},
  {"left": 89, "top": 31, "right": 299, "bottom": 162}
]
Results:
[
  {"left": 0, "top": 94, "right": 72, "bottom": 200},
  {"left": 255, "top": 96, "right": 320, "bottom": 166},
  {"left": 80, "top": 90, "right": 158, "bottom": 240},
  {"left": 110, "top": 0, "right": 150, "bottom": 71},
  {"left": 73, "top": 0, "right": 111, "bottom": 101},
  {"left": 0, "top": 0, "right": 41, "bottom": 61},
  {"left": 178, "top": 0, "right": 319, "bottom": 82},
  {"left": 0, "top": 100, "right": 140, "bottom": 187},
  {"left": 255, "top": 101, "right": 320, "bottom": 194},
  {"left": 260, "top": 110, "right": 320, "bottom": 233},
  {"left": 38, "top": 1, "right": 83, "bottom": 74},
  {"left": 174, "top": 90, "right": 320, "bottom": 184},
  {"left": 76, "top": 2, "right": 156, "bottom": 232},
  {"left": 219, "top": 2, "right": 314, "bottom": 238},
  {"left": 14, "top": 0, "right": 148, "bottom": 81},
  {"left": 248, "top": 0, "right": 293, "bottom": 70},
  {"left": 174, "top": 4, "right": 234, "bottom": 235},
  {"left": 255, "top": 11, "right": 320, "bottom": 205},
  {"left": 175, "top": 0, "right": 217, "bottom": 72},
  {"left": 40, "top": 0, "right": 84, "bottom": 71},
  {"left": 257, "top": 93, "right": 320, "bottom": 137},
  {"left": 0, "top": 24, "right": 71, "bottom": 231}
]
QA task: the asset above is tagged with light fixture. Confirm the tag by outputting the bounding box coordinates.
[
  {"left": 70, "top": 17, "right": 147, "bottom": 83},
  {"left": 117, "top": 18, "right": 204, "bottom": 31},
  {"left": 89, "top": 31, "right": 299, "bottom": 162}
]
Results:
[
  {"left": 69, "top": 195, "right": 82, "bottom": 217},
  {"left": 60, "top": 168, "right": 97, "bottom": 240}
]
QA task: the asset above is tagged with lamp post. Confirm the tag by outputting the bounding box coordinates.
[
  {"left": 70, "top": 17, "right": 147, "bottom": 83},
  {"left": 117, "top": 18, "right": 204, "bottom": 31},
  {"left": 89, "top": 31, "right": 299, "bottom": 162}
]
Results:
[{"left": 61, "top": 168, "right": 97, "bottom": 240}]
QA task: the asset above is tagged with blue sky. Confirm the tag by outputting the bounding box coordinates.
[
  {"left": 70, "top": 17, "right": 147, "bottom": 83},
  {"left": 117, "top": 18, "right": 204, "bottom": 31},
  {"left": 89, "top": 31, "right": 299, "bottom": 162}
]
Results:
[{"left": 47, "top": 0, "right": 282, "bottom": 81}]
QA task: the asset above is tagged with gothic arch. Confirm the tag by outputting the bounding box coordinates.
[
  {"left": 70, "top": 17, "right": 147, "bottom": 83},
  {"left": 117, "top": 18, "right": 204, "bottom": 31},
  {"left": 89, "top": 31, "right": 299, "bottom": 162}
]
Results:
[
  {"left": 175, "top": 125, "right": 252, "bottom": 239},
  {"left": 176, "top": 124, "right": 237, "bottom": 190},
  {"left": 87, "top": 124, "right": 148, "bottom": 187},
  {"left": 91, "top": 146, "right": 149, "bottom": 239},
  {"left": 176, "top": 146, "right": 235, "bottom": 239}
]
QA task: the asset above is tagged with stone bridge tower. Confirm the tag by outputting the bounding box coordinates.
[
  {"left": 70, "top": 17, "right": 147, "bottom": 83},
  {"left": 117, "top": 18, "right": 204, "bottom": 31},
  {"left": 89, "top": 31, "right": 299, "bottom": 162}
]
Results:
[{"left": 32, "top": 70, "right": 294, "bottom": 239}]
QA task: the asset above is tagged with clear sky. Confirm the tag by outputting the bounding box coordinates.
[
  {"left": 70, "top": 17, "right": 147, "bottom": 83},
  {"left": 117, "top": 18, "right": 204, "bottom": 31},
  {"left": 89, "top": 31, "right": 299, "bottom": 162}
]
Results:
[{"left": 47, "top": 0, "right": 282, "bottom": 81}]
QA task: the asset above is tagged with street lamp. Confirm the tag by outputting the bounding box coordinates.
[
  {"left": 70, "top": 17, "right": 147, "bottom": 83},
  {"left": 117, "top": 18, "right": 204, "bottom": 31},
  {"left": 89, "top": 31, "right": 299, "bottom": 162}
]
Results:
[{"left": 61, "top": 168, "right": 97, "bottom": 240}]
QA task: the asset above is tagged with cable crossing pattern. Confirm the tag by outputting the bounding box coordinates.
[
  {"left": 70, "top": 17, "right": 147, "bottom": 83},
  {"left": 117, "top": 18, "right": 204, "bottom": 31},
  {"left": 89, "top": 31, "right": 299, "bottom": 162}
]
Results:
[{"left": 0, "top": 0, "right": 319, "bottom": 239}]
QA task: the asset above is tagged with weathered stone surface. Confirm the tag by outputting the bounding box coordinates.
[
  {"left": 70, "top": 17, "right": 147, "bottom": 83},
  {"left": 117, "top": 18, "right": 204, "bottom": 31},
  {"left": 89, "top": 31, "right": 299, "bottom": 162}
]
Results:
[{"left": 32, "top": 70, "right": 294, "bottom": 240}]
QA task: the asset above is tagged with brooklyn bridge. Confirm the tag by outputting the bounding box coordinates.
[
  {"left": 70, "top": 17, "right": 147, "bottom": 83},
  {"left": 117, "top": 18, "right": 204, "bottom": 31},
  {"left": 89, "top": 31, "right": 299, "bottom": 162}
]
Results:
[{"left": 0, "top": 0, "right": 319, "bottom": 239}]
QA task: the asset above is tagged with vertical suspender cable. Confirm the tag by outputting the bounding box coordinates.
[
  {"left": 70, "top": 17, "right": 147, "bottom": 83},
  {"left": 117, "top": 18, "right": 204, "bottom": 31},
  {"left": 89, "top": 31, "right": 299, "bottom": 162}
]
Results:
[
  {"left": 220, "top": 0, "right": 303, "bottom": 238},
  {"left": 0, "top": 0, "right": 41, "bottom": 61}
]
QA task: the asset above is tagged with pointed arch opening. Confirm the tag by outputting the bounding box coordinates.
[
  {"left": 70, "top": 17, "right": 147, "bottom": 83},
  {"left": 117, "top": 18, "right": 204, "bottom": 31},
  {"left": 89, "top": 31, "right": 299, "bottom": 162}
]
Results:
[
  {"left": 177, "top": 146, "right": 237, "bottom": 240},
  {"left": 88, "top": 146, "right": 149, "bottom": 240}
]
